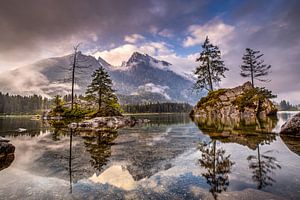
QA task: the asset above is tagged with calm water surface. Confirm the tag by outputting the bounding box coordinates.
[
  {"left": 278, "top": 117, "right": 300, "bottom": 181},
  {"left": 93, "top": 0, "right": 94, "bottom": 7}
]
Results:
[{"left": 0, "top": 112, "right": 299, "bottom": 199}]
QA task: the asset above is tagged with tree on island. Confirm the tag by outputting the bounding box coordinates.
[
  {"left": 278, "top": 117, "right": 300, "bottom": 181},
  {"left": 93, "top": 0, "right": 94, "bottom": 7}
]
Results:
[
  {"left": 52, "top": 95, "right": 65, "bottom": 114},
  {"left": 194, "top": 36, "right": 228, "bottom": 92},
  {"left": 240, "top": 48, "right": 271, "bottom": 87},
  {"left": 86, "top": 66, "right": 122, "bottom": 116}
]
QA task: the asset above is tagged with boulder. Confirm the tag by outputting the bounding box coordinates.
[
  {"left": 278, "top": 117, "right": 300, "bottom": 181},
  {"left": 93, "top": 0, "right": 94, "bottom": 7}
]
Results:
[
  {"left": 0, "top": 142, "right": 15, "bottom": 156},
  {"left": 71, "top": 116, "right": 150, "bottom": 130},
  {"left": 190, "top": 82, "right": 277, "bottom": 119},
  {"left": 280, "top": 112, "right": 300, "bottom": 136},
  {"left": 0, "top": 139, "right": 15, "bottom": 171}
]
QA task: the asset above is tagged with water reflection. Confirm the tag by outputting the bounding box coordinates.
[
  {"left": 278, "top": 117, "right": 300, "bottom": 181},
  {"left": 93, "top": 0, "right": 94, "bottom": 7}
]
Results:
[
  {"left": 198, "top": 140, "right": 234, "bottom": 199},
  {"left": 280, "top": 135, "right": 300, "bottom": 156},
  {"left": 82, "top": 129, "right": 118, "bottom": 171},
  {"left": 247, "top": 144, "right": 281, "bottom": 189},
  {"left": 0, "top": 114, "right": 299, "bottom": 199},
  {"left": 89, "top": 165, "right": 137, "bottom": 191},
  {"left": 0, "top": 154, "right": 14, "bottom": 171},
  {"left": 193, "top": 116, "right": 277, "bottom": 150},
  {"left": 69, "top": 128, "right": 73, "bottom": 193}
]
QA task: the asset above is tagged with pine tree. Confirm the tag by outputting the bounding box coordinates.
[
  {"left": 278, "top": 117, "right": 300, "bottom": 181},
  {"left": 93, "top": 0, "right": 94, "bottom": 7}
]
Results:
[
  {"left": 240, "top": 48, "right": 271, "bottom": 87},
  {"left": 86, "top": 66, "right": 121, "bottom": 115},
  {"left": 194, "top": 36, "right": 228, "bottom": 91}
]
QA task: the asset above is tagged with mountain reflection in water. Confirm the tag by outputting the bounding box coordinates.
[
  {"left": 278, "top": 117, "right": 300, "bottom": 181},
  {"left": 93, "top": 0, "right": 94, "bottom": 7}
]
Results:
[{"left": 0, "top": 113, "right": 299, "bottom": 199}]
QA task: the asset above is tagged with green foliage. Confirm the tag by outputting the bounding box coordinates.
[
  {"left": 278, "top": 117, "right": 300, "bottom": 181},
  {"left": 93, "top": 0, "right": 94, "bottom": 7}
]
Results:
[
  {"left": 232, "top": 87, "right": 276, "bottom": 112},
  {"left": 52, "top": 95, "right": 65, "bottom": 114},
  {"left": 62, "top": 108, "right": 91, "bottom": 118},
  {"left": 197, "top": 89, "right": 226, "bottom": 108},
  {"left": 85, "top": 66, "right": 122, "bottom": 116},
  {"left": 194, "top": 36, "right": 228, "bottom": 91},
  {"left": 240, "top": 48, "right": 271, "bottom": 87},
  {"left": 232, "top": 88, "right": 259, "bottom": 112}
]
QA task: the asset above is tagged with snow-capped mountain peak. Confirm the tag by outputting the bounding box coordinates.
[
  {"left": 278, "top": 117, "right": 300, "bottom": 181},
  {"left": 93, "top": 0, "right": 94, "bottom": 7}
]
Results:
[{"left": 126, "top": 52, "right": 171, "bottom": 71}]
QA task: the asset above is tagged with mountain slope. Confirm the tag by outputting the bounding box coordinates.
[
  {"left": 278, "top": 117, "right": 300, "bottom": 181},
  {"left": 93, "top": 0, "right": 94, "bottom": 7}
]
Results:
[{"left": 0, "top": 52, "right": 201, "bottom": 104}]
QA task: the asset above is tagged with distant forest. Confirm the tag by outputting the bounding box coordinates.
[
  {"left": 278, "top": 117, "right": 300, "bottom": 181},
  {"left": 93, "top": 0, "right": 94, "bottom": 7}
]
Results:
[
  {"left": 122, "top": 102, "right": 193, "bottom": 113},
  {"left": 0, "top": 92, "right": 51, "bottom": 114},
  {"left": 0, "top": 93, "right": 193, "bottom": 114},
  {"left": 277, "top": 100, "right": 300, "bottom": 111}
]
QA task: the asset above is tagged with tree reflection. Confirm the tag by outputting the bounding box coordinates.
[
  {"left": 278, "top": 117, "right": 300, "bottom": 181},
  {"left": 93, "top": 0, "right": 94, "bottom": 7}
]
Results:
[
  {"left": 247, "top": 144, "right": 281, "bottom": 189},
  {"left": 69, "top": 128, "right": 73, "bottom": 193},
  {"left": 198, "top": 140, "right": 234, "bottom": 199},
  {"left": 82, "top": 129, "right": 118, "bottom": 171},
  {"left": 247, "top": 118, "right": 281, "bottom": 189}
]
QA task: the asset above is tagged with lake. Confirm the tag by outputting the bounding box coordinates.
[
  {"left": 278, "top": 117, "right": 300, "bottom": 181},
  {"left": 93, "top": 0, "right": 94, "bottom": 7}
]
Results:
[{"left": 0, "top": 112, "right": 299, "bottom": 200}]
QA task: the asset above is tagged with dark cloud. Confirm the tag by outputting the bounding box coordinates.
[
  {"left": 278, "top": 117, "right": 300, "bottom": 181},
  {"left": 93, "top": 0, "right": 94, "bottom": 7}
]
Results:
[
  {"left": 0, "top": 0, "right": 299, "bottom": 102},
  {"left": 0, "top": 0, "right": 208, "bottom": 68},
  {"left": 226, "top": 0, "right": 300, "bottom": 100}
]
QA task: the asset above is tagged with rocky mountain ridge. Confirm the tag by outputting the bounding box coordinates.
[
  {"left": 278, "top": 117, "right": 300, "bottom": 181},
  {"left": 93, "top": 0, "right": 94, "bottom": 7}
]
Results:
[{"left": 0, "top": 52, "right": 201, "bottom": 104}]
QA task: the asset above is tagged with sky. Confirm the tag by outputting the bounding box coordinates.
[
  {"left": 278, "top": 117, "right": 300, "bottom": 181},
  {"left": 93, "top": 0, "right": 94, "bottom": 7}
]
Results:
[{"left": 0, "top": 0, "right": 299, "bottom": 103}]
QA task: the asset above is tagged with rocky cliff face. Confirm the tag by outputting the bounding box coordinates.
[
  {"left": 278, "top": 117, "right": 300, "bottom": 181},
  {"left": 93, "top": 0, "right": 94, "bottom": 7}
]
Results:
[{"left": 190, "top": 82, "right": 277, "bottom": 119}]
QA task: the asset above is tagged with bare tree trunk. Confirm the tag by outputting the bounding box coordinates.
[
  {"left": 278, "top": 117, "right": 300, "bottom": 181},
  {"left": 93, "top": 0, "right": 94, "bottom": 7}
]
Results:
[
  {"left": 98, "top": 88, "right": 102, "bottom": 112},
  {"left": 251, "top": 65, "right": 254, "bottom": 87},
  {"left": 71, "top": 44, "right": 80, "bottom": 110}
]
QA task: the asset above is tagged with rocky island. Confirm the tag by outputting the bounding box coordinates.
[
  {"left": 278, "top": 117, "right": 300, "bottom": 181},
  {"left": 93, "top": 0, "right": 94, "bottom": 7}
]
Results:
[{"left": 190, "top": 82, "right": 277, "bottom": 119}]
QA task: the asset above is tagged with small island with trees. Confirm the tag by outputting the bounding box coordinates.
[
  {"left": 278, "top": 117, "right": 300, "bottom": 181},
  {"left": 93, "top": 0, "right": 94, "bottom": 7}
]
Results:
[{"left": 190, "top": 36, "right": 277, "bottom": 121}]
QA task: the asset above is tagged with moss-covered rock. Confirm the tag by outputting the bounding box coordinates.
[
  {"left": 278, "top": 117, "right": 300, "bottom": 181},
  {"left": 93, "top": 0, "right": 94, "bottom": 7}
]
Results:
[{"left": 191, "top": 82, "right": 277, "bottom": 119}]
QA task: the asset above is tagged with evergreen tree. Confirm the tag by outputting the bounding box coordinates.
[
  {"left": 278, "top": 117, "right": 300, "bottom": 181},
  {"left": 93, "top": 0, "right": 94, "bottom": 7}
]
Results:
[
  {"left": 194, "top": 36, "right": 228, "bottom": 91},
  {"left": 240, "top": 48, "right": 271, "bottom": 87},
  {"left": 52, "top": 95, "right": 65, "bottom": 113},
  {"left": 86, "top": 66, "right": 121, "bottom": 115}
]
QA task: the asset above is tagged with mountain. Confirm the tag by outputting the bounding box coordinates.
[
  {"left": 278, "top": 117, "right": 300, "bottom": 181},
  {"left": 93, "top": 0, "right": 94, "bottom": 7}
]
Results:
[{"left": 0, "top": 52, "right": 201, "bottom": 104}]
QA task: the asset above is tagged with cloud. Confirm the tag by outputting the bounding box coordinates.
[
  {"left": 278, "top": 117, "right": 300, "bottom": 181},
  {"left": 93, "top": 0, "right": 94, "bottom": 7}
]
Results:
[
  {"left": 124, "top": 34, "right": 145, "bottom": 43},
  {"left": 136, "top": 83, "right": 171, "bottom": 100},
  {"left": 158, "top": 29, "right": 174, "bottom": 38},
  {"left": 0, "top": 0, "right": 207, "bottom": 70},
  {"left": 183, "top": 19, "right": 235, "bottom": 50},
  {"left": 0, "top": 0, "right": 300, "bottom": 104},
  {"left": 0, "top": 68, "right": 80, "bottom": 97}
]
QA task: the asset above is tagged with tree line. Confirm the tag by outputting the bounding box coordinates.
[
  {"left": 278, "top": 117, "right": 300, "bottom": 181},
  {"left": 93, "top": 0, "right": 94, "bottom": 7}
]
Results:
[
  {"left": 278, "top": 100, "right": 299, "bottom": 111},
  {"left": 122, "top": 102, "right": 193, "bottom": 113},
  {"left": 0, "top": 92, "right": 51, "bottom": 114}
]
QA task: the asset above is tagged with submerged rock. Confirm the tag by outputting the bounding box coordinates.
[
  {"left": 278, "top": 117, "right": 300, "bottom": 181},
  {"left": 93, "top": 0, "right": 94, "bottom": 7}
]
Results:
[
  {"left": 190, "top": 82, "right": 277, "bottom": 119},
  {"left": 70, "top": 116, "right": 149, "bottom": 130},
  {"left": 280, "top": 112, "right": 300, "bottom": 136}
]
